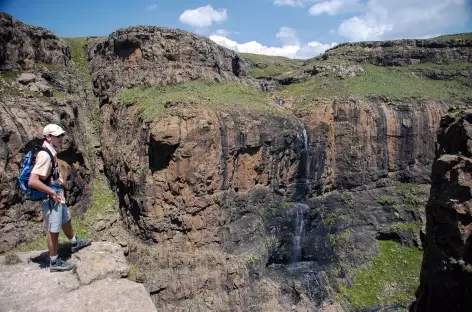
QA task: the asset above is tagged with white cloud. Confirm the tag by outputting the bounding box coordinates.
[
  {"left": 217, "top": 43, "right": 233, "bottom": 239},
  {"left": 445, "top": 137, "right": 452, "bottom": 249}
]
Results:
[
  {"left": 146, "top": 4, "right": 157, "bottom": 10},
  {"left": 338, "top": 16, "right": 392, "bottom": 41},
  {"left": 276, "top": 27, "right": 299, "bottom": 45},
  {"left": 210, "top": 35, "right": 300, "bottom": 58},
  {"left": 309, "top": 0, "right": 362, "bottom": 15},
  {"left": 337, "top": 0, "right": 469, "bottom": 41},
  {"left": 179, "top": 5, "right": 228, "bottom": 29},
  {"left": 297, "top": 41, "right": 339, "bottom": 58},
  {"left": 274, "top": 0, "right": 305, "bottom": 7},
  {"left": 209, "top": 27, "right": 336, "bottom": 59},
  {"left": 213, "top": 29, "right": 231, "bottom": 37}
]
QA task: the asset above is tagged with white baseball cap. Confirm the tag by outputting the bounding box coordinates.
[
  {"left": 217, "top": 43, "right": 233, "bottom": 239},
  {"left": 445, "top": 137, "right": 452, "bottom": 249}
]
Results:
[{"left": 43, "top": 124, "right": 66, "bottom": 137}]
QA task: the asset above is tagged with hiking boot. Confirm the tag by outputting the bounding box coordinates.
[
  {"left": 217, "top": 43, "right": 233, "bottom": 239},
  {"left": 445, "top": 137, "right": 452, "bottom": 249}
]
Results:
[
  {"left": 50, "top": 258, "right": 76, "bottom": 272},
  {"left": 70, "top": 237, "right": 92, "bottom": 253}
]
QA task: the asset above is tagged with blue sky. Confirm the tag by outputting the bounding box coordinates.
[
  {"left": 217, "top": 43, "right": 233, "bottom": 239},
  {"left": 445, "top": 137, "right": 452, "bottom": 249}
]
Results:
[{"left": 1, "top": 0, "right": 471, "bottom": 59}]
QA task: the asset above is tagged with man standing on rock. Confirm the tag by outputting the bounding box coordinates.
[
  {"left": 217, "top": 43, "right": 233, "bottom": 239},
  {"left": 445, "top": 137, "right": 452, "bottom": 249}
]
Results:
[{"left": 28, "top": 124, "right": 91, "bottom": 272}]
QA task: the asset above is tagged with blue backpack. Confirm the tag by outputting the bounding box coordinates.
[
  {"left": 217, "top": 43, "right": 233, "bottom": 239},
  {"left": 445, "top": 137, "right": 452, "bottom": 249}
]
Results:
[{"left": 18, "top": 145, "right": 57, "bottom": 201}]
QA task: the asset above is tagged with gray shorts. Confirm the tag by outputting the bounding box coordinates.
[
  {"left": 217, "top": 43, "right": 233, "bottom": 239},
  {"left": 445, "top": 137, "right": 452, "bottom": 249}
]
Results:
[{"left": 41, "top": 200, "right": 71, "bottom": 233}]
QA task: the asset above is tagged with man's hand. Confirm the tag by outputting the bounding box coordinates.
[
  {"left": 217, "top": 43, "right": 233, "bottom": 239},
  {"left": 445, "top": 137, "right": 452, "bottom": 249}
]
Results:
[
  {"left": 28, "top": 173, "right": 56, "bottom": 202},
  {"left": 49, "top": 191, "right": 59, "bottom": 205}
]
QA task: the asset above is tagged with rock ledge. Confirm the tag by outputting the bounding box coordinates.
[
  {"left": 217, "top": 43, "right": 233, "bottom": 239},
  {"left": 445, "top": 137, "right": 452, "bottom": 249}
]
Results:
[{"left": 0, "top": 242, "right": 156, "bottom": 312}]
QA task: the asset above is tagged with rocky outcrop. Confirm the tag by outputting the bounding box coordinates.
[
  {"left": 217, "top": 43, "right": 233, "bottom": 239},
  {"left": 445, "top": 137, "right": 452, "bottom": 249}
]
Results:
[
  {"left": 411, "top": 111, "right": 472, "bottom": 312},
  {"left": 0, "top": 12, "right": 70, "bottom": 70},
  {"left": 87, "top": 26, "right": 252, "bottom": 102},
  {"left": 310, "top": 63, "right": 364, "bottom": 79},
  {"left": 324, "top": 38, "right": 472, "bottom": 66},
  {"left": 298, "top": 99, "right": 448, "bottom": 192},
  {"left": 0, "top": 242, "right": 157, "bottom": 312}
]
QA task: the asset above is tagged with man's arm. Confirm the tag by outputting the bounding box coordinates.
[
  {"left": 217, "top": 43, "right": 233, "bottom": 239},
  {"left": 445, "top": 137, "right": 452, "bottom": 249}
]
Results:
[
  {"left": 28, "top": 151, "right": 58, "bottom": 203},
  {"left": 28, "top": 173, "right": 56, "bottom": 197}
]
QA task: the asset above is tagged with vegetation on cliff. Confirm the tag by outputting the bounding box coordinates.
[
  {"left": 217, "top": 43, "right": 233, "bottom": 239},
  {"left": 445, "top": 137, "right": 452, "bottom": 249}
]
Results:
[
  {"left": 239, "top": 52, "right": 304, "bottom": 78},
  {"left": 272, "top": 61, "right": 471, "bottom": 106},
  {"left": 117, "top": 79, "right": 291, "bottom": 120},
  {"left": 433, "top": 33, "right": 472, "bottom": 40},
  {"left": 338, "top": 240, "right": 423, "bottom": 310},
  {"left": 62, "top": 37, "right": 91, "bottom": 82}
]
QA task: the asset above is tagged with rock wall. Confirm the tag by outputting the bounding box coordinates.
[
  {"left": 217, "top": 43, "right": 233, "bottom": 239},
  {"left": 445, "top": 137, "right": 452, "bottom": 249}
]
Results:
[
  {"left": 411, "top": 111, "right": 472, "bottom": 312},
  {"left": 297, "top": 98, "right": 447, "bottom": 193},
  {"left": 87, "top": 26, "right": 252, "bottom": 103},
  {"left": 96, "top": 84, "right": 447, "bottom": 310},
  {"left": 324, "top": 38, "right": 472, "bottom": 66},
  {"left": 0, "top": 12, "right": 70, "bottom": 70}
]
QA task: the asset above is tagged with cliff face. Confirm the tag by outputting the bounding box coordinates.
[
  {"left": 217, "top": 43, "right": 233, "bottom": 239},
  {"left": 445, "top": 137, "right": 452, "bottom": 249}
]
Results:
[
  {"left": 2, "top": 10, "right": 472, "bottom": 312},
  {"left": 411, "top": 111, "right": 472, "bottom": 312},
  {"left": 297, "top": 99, "right": 446, "bottom": 192},
  {"left": 88, "top": 25, "right": 458, "bottom": 311},
  {"left": 0, "top": 13, "right": 70, "bottom": 71},
  {"left": 324, "top": 38, "right": 472, "bottom": 66},
  {"left": 97, "top": 96, "right": 443, "bottom": 310},
  {"left": 87, "top": 26, "right": 252, "bottom": 103}
]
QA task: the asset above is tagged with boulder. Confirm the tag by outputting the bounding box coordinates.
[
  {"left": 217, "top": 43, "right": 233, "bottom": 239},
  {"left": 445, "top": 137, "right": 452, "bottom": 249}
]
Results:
[{"left": 0, "top": 242, "right": 156, "bottom": 312}]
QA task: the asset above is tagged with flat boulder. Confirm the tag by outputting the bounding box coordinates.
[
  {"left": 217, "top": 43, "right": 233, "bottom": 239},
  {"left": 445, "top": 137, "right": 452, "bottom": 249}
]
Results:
[{"left": 0, "top": 242, "right": 156, "bottom": 312}]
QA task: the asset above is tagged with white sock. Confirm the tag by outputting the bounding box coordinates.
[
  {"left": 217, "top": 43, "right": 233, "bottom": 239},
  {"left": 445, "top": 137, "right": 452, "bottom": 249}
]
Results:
[
  {"left": 70, "top": 235, "right": 77, "bottom": 244},
  {"left": 50, "top": 255, "right": 58, "bottom": 262}
]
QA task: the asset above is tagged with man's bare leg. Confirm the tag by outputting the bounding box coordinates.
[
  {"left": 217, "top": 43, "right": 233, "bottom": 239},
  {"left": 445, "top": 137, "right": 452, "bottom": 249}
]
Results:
[
  {"left": 47, "top": 231, "right": 59, "bottom": 257},
  {"left": 62, "top": 220, "right": 74, "bottom": 240}
]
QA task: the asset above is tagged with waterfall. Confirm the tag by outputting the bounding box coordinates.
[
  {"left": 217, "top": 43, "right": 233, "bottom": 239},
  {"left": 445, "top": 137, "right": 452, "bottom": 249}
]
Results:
[
  {"left": 302, "top": 126, "right": 309, "bottom": 182},
  {"left": 290, "top": 203, "right": 308, "bottom": 264}
]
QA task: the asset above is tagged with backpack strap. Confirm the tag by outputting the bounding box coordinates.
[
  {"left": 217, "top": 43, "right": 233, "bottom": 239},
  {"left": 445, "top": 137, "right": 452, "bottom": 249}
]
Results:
[{"left": 38, "top": 147, "right": 58, "bottom": 184}]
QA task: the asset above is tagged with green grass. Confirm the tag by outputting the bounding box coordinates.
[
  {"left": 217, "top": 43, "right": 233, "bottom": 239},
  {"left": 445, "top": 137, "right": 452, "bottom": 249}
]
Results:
[
  {"left": 392, "top": 221, "right": 422, "bottom": 232},
  {"left": 128, "top": 263, "right": 142, "bottom": 282},
  {"left": 62, "top": 37, "right": 91, "bottom": 82},
  {"left": 278, "top": 63, "right": 472, "bottom": 106},
  {"left": 433, "top": 33, "right": 472, "bottom": 41},
  {"left": 395, "top": 183, "right": 423, "bottom": 211},
  {"left": 89, "top": 178, "right": 116, "bottom": 215},
  {"left": 280, "top": 202, "right": 293, "bottom": 209},
  {"left": 15, "top": 233, "right": 47, "bottom": 252},
  {"left": 378, "top": 195, "right": 397, "bottom": 206},
  {"left": 118, "top": 79, "right": 288, "bottom": 121},
  {"left": 239, "top": 52, "right": 303, "bottom": 78},
  {"left": 34, "top": 61, "right": 62, "bottom": 71},
  {"left": 346, "top": 64, "right": 472, "bottom": 100},
  {"left": 53, "top": 90, "right": 66, "bottom": 98},
  {"left": 408, "top": 61, "right": 471, "bottom": 72},
  {"left": 339, "top": 240, "right": 423, "bottom": 310},
  {"left": 0, "top": 71, "right": 20, "bottom": 83}
]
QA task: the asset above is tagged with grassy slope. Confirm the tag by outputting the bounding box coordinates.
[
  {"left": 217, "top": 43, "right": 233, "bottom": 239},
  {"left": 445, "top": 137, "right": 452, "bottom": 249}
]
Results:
[
  {"left": 239, "top": 52, "right": 304, "bottom": 78},
  {"left": 433, "top": 33, "right": 472, "bottom": 40},
  {"left": 117, "top": 79, "right": 291, "bottom": 120},
  {"left": 62, "top": 37, "right": 91, "bottom": 82},
  {"left": 338, "top": 240, "right": 423, "bottom": 309},
  {"left": 277, "top": 62, "right": 472, "bottom": 106}
]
